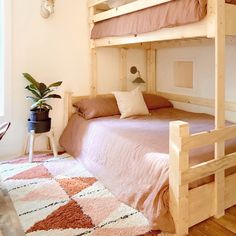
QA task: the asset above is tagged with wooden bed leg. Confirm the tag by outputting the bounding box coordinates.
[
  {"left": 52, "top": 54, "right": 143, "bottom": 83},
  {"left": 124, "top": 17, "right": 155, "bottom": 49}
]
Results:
[
  {"left": 169, "top": 121, "right": 190, "bottom": 236},
  {"left": 119, "top": 48, "right": 127, "bottom": 91}
]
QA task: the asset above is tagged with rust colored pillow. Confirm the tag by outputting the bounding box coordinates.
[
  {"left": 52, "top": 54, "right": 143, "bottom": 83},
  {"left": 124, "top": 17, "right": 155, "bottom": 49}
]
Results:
[
  {"left": 74, "top": 96, "right": 120, "bottom": 119},
  {"left": 143, "top": 93, "right": 173, "bottom": 110}
]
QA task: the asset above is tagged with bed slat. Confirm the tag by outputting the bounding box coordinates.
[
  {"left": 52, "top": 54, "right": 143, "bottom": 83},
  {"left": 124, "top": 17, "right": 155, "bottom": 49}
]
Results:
[
  {"left": 181, "top": 125, "right": 236, "bottom": 152},
  {"left": 182, "top": 152, "right": 236, "bottom": 185}
]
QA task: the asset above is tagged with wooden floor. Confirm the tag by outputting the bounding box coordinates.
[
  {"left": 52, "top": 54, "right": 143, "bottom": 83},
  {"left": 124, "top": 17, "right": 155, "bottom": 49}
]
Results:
[{"left": 189, "top": 206, "right": 236, "bottom": 236}]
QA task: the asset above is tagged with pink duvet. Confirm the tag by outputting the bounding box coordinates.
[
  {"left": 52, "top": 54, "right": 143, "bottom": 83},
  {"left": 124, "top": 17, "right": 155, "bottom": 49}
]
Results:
[{"left": 59, "top": 108, "right": 236, "bottom": 232}]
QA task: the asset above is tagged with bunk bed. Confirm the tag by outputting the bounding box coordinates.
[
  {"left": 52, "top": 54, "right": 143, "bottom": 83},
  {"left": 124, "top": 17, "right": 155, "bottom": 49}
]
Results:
[{"left": 62, "top": 0, "right": 236, "bottom": 235}]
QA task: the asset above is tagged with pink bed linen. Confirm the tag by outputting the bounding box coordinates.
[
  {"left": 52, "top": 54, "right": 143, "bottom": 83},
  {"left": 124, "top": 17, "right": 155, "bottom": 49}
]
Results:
[
  {"left": 59, "top": 108, "right": 236, "bottom": 232},
  {"left": 91, "top": 0, "right": 236, "bottom": 39}
]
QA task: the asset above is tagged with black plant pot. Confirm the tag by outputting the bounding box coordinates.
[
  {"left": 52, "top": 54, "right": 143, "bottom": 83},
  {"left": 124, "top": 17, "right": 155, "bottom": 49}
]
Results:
[
  {"left": 28, "top": 118, "right": 51, "bottom": 133},
  {"left": 29, "top": 109, "right": 49, "bottom": 121}
]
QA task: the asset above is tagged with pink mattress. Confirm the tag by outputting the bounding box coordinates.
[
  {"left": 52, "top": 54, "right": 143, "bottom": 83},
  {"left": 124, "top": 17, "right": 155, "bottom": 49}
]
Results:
[
  {"left": 91, "top": 0, "right": 236, "bottom": 39},
  {"left": 59, "top": 108, "right": 236, "bottom": 232}
]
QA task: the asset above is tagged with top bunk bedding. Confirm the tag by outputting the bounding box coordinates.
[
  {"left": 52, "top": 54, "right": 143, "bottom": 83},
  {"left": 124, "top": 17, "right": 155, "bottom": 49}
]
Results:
[
  {"left": 59, "top": 107, "right": 236, "bottom": 232},
  {"left": 91, "top": 0, "right": 236, "bottom": 39}
]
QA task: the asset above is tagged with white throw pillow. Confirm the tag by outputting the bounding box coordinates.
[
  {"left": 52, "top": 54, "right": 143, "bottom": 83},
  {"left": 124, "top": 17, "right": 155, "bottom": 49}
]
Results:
[{"left": 113, "top": 87, "right": 149, "bottom": 119}]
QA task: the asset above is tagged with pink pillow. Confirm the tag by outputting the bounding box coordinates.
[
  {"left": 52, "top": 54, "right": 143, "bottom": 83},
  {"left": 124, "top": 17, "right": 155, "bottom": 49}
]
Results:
[
  {"left": 74, "top": 96, "right": 120, "bottom": 119},
  {"left": 143, "top": 93, "right": 173, "bottom": 110},
  {"left": 74, "top": 94, "right": 172, "bottom": 119}
]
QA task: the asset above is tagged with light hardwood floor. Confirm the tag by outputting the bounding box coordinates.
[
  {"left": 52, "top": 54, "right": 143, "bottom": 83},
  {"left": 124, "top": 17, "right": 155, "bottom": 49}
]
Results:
[{"left": 189, "top": 206, "right": 236, "bottom": 236}]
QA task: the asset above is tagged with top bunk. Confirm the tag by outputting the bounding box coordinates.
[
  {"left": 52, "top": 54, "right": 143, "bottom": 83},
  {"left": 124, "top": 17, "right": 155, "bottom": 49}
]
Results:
[{"left": 88, "top": 0, "right": 236, "bottom": 48}]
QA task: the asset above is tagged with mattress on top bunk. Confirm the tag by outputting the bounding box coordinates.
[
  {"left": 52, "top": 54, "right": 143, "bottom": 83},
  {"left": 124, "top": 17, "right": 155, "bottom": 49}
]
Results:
[
  {"left": 91, "top": 0, "right": 236, "bottom": 39},
  {"left": 59, "top": 108, "right": 236, "bottom": 233}
]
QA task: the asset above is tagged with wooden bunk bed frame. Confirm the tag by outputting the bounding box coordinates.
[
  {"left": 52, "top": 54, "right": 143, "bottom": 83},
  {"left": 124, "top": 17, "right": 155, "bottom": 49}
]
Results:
[{"left": 69, "top": 1, "right": 236, "bottom": 235}]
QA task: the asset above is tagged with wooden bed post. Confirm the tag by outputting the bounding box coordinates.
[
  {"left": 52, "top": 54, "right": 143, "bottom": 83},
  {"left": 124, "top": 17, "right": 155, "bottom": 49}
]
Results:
[
  {"left": 169, "top": 121, "right": 190, "bottom": 236},
  {"left": 64, "top": 92, "right": 73, "bottom": 127},
  {"left": 146, "top": 48, "right": 156, "bottom": 93},
  {"left": 89, "top": 6, "right": 97, "bottom": 96},
  {"left": 90, "top": 48, "right": 98, "bottom": 96},
  {"left": 119, "top": 48, "right": 127, "bottom": 91},
  {"left": 214, "top": 0, "right": 225, "bottom": 218}
]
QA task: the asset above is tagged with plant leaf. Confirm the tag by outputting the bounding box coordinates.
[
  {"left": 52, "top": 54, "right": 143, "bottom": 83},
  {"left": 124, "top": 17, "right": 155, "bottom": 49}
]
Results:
[
  {"left": 37, "top": 98, "right": 49, "bottom": 103},
  {"left": 23, "top": 76, "right": 62, "bottom": 110},
  {"left": 38, "top": 83, "right": 47, "bottom": 94},
  {"left": 41, "top": 88, "right": 51, "bottom": 97},
  {"left": 48, "top": 81, "right": 62, "bottom": 88},
  {"left": 30, "top": 98, "right": 49, "bottom": 109},
  {"left": 26, "top": 96, "right": 39, "bottom": 102},
  {"left": 30, "top": 103, "right": 39, "bottom": 110},
  {"left": 22, "top": 73, "right": 39, "bottom": 88},
  {"left": 29, "top": 84, "right": 40, "bottom": 93},
  {"left": 25, "top": 85, "right": 41, "bottom": 98},
  {"left": 45, "top": 94, "right": 61, "bottom": 99}
]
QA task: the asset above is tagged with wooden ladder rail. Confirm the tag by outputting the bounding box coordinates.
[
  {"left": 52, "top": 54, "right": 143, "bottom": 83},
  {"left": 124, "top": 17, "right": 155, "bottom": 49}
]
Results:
[
  {"left": 169, "top": 121, "right": 236, "bottom": 236},
  {"left": 214, "top": 0, "right": 226, "bottom": 219},
  {"left": 170, "top": 1, "right": 227, "bottom": 234}
]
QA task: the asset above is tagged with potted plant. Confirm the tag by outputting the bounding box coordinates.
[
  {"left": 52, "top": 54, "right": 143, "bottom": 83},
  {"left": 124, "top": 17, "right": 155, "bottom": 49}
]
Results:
[{"left": 23, "top": 73, "right": 62, "bottom": 133}]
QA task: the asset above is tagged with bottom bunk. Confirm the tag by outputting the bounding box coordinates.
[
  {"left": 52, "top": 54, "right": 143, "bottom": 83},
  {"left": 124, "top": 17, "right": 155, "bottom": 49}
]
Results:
[{"left": 60, "top": 97, "right": 236, "bottom": 234}]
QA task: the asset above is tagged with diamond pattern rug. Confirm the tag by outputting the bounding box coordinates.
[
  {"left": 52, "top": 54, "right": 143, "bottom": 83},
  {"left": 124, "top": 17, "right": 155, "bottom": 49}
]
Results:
[{"left": 0, "top": 153, "right": 159, "bottom": 236}]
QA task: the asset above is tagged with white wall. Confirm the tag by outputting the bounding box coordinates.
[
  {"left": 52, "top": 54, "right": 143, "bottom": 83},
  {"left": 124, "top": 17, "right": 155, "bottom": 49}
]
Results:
[
  {"left": 156, "top": 42, "right": 236, "bottom": 122},
  {"left": 0, "top": 0, "right": 90, "bottom": 159},
  {"left": 97, "top": 48, "right": 146, "bottom": 93},
  {"left": 0, "top": 0, "right": 145, "bottom": 160}
]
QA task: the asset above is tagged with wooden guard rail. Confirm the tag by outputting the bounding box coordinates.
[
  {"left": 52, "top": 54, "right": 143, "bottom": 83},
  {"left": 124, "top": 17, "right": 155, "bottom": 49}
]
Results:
[
  {"left": 169, "top": 121, "right": 236, "bottom": 235},
  {"left": 88, "top": 0, "right": 172, "bottom": 23}
]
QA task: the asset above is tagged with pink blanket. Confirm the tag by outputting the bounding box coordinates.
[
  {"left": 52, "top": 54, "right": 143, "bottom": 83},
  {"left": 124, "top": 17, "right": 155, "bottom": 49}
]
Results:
[
  {"left": 91, "top": 0, "right": 236, "bottom": 39},
  {"left": 59, "top": 108, "right": 236, "bottom": 232}
]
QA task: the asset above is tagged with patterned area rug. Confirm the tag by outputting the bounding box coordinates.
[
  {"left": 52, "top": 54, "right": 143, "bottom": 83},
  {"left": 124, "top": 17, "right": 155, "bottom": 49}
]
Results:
[{"left": 0, "top": 153, "right": 159, "bottom": 236}]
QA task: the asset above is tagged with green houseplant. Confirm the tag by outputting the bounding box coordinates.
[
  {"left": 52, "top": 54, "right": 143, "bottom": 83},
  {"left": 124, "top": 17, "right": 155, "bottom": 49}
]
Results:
[{"left": 23, "top": 73, "right": 62, "bottom": 133}]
